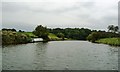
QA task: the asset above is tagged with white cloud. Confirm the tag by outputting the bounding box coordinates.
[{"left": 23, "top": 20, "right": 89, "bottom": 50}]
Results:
[{"left": 2, "top": 0, "right": 119, "bottom": 31}]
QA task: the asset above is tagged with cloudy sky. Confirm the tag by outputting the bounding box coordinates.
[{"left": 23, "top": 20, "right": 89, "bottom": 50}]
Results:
[{"left": 1, "top": 0, "right": 119, "bottom": 31}]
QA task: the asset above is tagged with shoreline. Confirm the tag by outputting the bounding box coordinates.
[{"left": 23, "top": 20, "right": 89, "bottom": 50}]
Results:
[{"left": 95, "top": 38, "right": 120, "bottom": 46}]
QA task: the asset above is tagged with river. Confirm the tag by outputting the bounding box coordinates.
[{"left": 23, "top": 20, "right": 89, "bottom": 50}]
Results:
[{"left": 2, "top": 41, "right": 119, "bottom": 70}]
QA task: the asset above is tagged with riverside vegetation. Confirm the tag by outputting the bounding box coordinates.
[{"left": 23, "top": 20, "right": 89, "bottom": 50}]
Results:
[{"left": 1, "top": 25, "right": 120, "bottom": 46}]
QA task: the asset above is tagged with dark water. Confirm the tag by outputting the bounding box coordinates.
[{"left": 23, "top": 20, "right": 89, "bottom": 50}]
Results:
[{"left": 2, "top": 41, "right": 118, "bottom": 70}]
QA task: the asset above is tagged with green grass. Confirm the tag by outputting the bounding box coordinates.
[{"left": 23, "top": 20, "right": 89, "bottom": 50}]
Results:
[
  {"left": 48, "top": 33, "right": 61, "bottom": 41},
  {"left": 19, "top": 32, "right": 66, "bottom": 41},
  {"left": 21, "top": 32, "right": 61, "bottom": 40},
  {"left": 96, "top": 38, "right": 120, "bottom": 46},
  {"left": 21, "top": 32, "right": 37, "bottom": 38}
]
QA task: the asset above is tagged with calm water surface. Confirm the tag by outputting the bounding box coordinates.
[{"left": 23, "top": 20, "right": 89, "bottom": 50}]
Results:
[{"left": 2, "top": 41, "right": 118, "bottom": 70}]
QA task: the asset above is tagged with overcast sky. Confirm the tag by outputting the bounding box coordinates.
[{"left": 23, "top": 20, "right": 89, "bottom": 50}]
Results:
[{"left": 1, "top": 0, "right": 119, "bottom": 31}]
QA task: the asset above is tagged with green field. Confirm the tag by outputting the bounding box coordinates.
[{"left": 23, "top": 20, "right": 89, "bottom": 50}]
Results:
[
  {"left": 22, "top": 32, "right": 37, "bottom": 38},
  {"left": 96, "top": 38, "right": 120, "bottom": 46},
  {"left": 48, "top": 33, "right": 61, "bottom": 41},
  {"left": 22, "top": 32, "right": 62, "bottom": 40}
]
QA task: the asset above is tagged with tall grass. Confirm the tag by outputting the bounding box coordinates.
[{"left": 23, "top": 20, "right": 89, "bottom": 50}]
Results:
[{"left": 96, "top": 38, "right": 120, "bottom": 46}]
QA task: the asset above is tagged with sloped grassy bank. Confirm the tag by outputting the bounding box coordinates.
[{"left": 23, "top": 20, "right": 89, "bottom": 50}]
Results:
[
  {"left": 24, "top": 32, "right": 67, "bottom": 41},
  {"left": 1, "top": 31, "right": 65, "bottom": 45},
  {"left": 87, "top": 32, "right": 120, "bottom": 46},
  {"left": 96, "top": 38, "right": 120, "bottom": 46},
  {"left": 2, "top": 31, "right": 31, "bottom": 45}
]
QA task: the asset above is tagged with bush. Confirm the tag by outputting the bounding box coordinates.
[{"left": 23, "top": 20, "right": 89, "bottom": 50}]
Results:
[
  {"left": 2, "top": 31, "right": 31, "bottom": 45},
  {"left": 87, "top": 32, "right": 120, "bottom": 42},
  {"left": 33, "top": 25, "right": 49, "bottom": 40}
]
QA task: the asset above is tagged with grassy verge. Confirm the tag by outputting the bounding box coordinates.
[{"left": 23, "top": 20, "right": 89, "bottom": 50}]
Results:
[
  {"left": 22, "top": 32, "right": 64, "bottom": 41},
  {"left": 48, "top": 33, "right": 62, "bottom": 41},
  {"left": 22, "top": 32, "right": 68, "bottom": 40},
  {"left": 22, "top": 32, "right": 37, "bottom": 38},
  {"left": 96, "top": 38, "right": 120, "bottom": 46}
]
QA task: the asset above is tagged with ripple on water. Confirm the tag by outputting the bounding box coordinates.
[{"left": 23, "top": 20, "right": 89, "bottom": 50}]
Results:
[{"left": 2, "top": 41, "right": 118, "bottom": 70}]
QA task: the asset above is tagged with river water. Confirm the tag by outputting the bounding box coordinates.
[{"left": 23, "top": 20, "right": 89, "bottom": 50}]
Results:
[{"left": 2, "top": 41, "right": 119, "bottom": 70}]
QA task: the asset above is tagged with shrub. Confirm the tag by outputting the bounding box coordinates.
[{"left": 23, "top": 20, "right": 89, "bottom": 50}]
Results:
[
  {"left": 2, "top": 31, "right": 31, "bottom": 45},
  {"left": 87, "top": 32, "right": 120, "bottom": 42}
]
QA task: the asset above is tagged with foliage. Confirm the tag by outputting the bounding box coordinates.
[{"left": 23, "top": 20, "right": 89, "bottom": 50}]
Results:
[
  {"left": 48, "top": 28, "right": 92, "bottom": 40},
  {"left": 87, "top": 32, "right": 120, "bottom": 42},
  {"left": 48, "top": 33, "right": 61, "bottom": 41},
  {"left": 2, "top": 28, "right": 16, "bottom": 32},
  {"left": 2, "top": 31, "right": 31, "bottom": 45},
  {"left": 96, "top": 38, "right": 120, "bottom": 46},
  {"left": 87, "top": 32, "right": 100, "bottom": 42},
  {"left": 18, "top": 30, "right": 24, "bottom": 32},
  {"left": 107, "top": 25, "right": 119, "bottom": 33},
  {"left": 23, "top": 32, "right": 37, "bottom": 38},
  {"left": 57, "top": 33, "right": 65, "bottom": 40},
  {"left": 33, "top": 25, "right": 49, "bottom": 40}
]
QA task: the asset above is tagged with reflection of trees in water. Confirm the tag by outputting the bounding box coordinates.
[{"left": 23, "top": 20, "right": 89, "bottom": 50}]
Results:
[{"left": 33, "top": 42, "right": 48, "bottom": 70}]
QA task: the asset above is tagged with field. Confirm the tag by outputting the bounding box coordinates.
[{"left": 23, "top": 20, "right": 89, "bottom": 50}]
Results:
[
  {"left": 22, "top": 32, "right": 37, "bottom": 38},
  {"left": 48, "top": 33, "right": 61, "bottom": 41},
  {"left": 23, "top": 32, "right": 62, "bottom": 40},
  {"left": 96, "top": 38, "right": 120, "bottom": 46}
]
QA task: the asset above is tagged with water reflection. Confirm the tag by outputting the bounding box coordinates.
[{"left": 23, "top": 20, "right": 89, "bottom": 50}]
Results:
[
  {"left": 2, "top": 41, "right": 118, "bottom": 70},
  {"left": 33, "top": 42, "right": 48, "bottom": 70}
]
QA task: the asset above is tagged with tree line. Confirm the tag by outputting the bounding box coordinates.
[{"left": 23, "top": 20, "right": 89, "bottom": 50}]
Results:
[
  {"left": 1, "top": 24, "right": 120, "bottom": 45},
  {"left": 32, "top": 25, "right": 119, "bottom": 41},
  {"left": 107, "top": 25, "right": 119, "bottom": 33}
]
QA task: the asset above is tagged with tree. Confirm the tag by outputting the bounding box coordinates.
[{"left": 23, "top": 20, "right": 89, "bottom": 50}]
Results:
[
  {"left": 11, "top": 28, "right": 16, "bottom": 32},
  {"left": 2, "top": 28, "right": 16, "bottom": 32},
  {"left": 57, "top": 33, "right": 65, "bottom": 40},
  {"left": 108, "top": 25, "right": 114, "bottom": 32},
  {"left": 114, "top": 26, "right": 119, "bottom": 33},
  {"left": 86, "top": 32, "right": 100, "bottom": 42},
  {"left": 48, "top": 27, "right": 92, "bottom": 40},
  {"left": 33, "top": 25, "right": 49, "bottom": 40},
  {"left": 108, "top": 25, "right": 119, "bottom": 33}
]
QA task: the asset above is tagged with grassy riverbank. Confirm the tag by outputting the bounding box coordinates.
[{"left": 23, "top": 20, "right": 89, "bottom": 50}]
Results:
[
  {"left": 22, "top": 32, "right": 37, "bottom": 38},
  {"left": 2, "top": 31, "right": 31, "bottom": 45},
  {"left": 48, "top": 33, "right": 61, "bottom": 41},
  {"left": 2, "top": 31, "right": 66, "bottom": 45},
  {"left": 96, "top": 38, "right": 120, "bottom": 46},
  {"left": 24, "top": 32, "right": 66, "bottom": 41}
]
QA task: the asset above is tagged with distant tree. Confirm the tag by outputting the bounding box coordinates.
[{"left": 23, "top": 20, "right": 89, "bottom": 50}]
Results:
[
  {"left": 108, "top": 25, "right": 119, "bottom": 33},
  {"left": 19, "top": 30, "right": 24, "bottom": 32},
  {"left": 87, "top": 31, "right": 120, "bottom": 42},
  {"left": 2, "top": 28, "right": 16, "bottom": 32},
  {"left": 98, "top": 30, "right": 106, "bottom": 32},
  {"left": 33, "top": 25, "right": 49, "bottom": 40},
  {"left": 11, "top": 28, "right": 16, "bottom": 32},
  {"left": 19, "top": 30, "right": 22, "bottom": 32},
  {"left": 87, "top": 32, "right": 100, "bottom": 42},
  {"left": 2, "top": 28, "right": 7, "bottom": 31},
  {"left": 107, "top": 25, "right": 114, "bottom": 32},
  {"left": 48, "top": 27, "right": 92, "bottom": 40},
  {"left": 57, "top": 33, "right": 65, "bottom": 40},
  {"left": 92, "top": 30, "right": 97, "bottom": 32},
  {"left": 114, "top": 26, "right": 119, "bottom": 33}
]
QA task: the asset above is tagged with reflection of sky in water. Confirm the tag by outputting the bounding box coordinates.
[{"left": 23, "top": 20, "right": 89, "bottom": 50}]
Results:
[{"left": 2, "top": 41, "right": 118, "bottom": 70}]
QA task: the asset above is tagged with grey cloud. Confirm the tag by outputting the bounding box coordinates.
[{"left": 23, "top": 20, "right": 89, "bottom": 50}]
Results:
[
  {"left": 2, "top": 2, "right": 29, "bottom": 12},
  {"left": 2, "top": 22, "right": 35, "bottom": 31},
  {"left": 26, "top": 2, "right": 95, "bottom": 14},
  {"left": 2, "top": 2, "right": 118, "bottom": 31}
]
